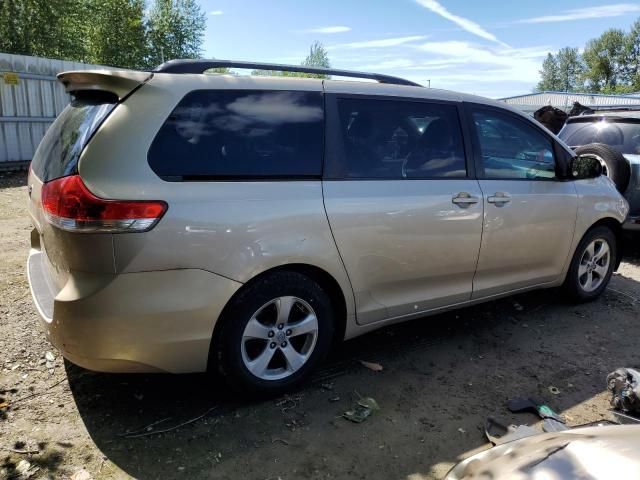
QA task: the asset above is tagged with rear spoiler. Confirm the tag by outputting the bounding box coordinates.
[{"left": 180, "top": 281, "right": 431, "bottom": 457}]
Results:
[{"left": 57, "top": 70, "right": 152, "bottom": 101}]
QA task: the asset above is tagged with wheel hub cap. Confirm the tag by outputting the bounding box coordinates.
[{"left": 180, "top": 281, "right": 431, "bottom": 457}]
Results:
[
  {"left": 578, "top": 238, "right": 610, "bottom": 293},
  {"left": 241, "top": 296, "right": 319, "bottom": 381}
]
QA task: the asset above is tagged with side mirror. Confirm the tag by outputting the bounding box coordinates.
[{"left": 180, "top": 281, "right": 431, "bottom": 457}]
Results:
[{"left": 570, "top": 155, "right": 603, "bottom": 180}]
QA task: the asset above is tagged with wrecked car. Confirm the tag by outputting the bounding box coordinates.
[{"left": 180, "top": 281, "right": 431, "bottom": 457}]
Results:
[{"left": 559, "top": 111, "right": 640, "bottom": 231}]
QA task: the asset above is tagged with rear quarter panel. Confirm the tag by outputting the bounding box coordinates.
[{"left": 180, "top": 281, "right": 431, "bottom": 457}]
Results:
[{"left": 78, "top": 74, "right": 356, "bottom": 323}]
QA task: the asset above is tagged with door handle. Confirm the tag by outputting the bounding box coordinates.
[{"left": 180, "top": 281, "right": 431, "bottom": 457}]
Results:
[
  {"left": 452, "top": 192, "right": 480, "bottom": 207},
  {"left": 487, "top": 192, "right": 511, "bottom": 205}
]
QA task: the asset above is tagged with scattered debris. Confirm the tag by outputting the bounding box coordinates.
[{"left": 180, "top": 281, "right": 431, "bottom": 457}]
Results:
[
  {"left": 275, "top": 394, "right": 301, "bottom": 413},
  {"left": 610, "top": 409, "right": 640, "bottom": 425},
  {"left": 10, "top": 377, "right": 67, "bottom": 405},
  {"left": 512, "top": 301, "right": 524, "bottom": 311},
  {"left": 543, "top": 417, "right": 569, "bottom": 432},
  {"left": 457, "top": 427, "right": 466, "bottom": 434},
  {"left": 607, "top": 288, "right": 639, "bottom": 304},
  {"left": 14, "top": 459, "right": 39, "bottom": 478},
  {"left": 328, "top": 396, "right": 341, "bottom": 403},
  {"left": 507, "top": 397, "right": 565, "bottom": 423},
  {"left": 214, "top": 452, "right": 223, "bottom": 463},
  {"left": 121, "top": 407, "right": 217, "bottom": 438},
  {"left": 343, "top": 397, "right": 380, "bottom": 423},
  {"left": 320, "top": 382, "right": 334, "bottom": 391},
  {"left": 548, "top": 386, "right": 561, "bottom": 395},
  {"left": 118, "top": 417, "right": 172, "bottom": 437},
  {"left": 484, "top": 417, "right": 538, "bottom": 445},
  {"left": 9, "top": 448, "right": 40, "bottom": 455},
  {"left": 607, "top": 368, "right": 640, "bottom": 415},
  {"left": 70, "top": 468, "right": 92, "bottom": 480},
  {"left": 45, "top": 351, "right": 55, "bottom": 362},
  {"left": 360, "top": 361, "right": 383, "bottom": 372}
]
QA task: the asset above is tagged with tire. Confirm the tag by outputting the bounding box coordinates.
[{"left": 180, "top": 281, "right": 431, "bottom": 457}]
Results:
[
  {"left": 563, "top": 226, "right": 617, "bottom": 302},
  {"left": 574, "top": 143, "right": 631, "bottom": 193},
  {"left": 213, "top": 271, "right": 334, "bottom": 396}
]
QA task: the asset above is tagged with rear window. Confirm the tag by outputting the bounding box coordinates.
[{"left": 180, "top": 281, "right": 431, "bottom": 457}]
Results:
[
  {"left": 31, "top": 92, "right": 116, "bottom": 182},
  {"left": 148, "top": 90, "right": 324, "bottom": 180},
  {"left": 331, "top": 97, "right": 466, "bottom": 179},
  {"left": 559, "top": 118, "right": 640, "bottom": 155}
]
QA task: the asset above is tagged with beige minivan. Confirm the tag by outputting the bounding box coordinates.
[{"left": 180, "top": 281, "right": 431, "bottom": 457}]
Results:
[{"left": 27, "top": 60, "right": 629, "bottom": 394}]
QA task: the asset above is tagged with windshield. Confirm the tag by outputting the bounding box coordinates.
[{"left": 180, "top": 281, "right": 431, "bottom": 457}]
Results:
[
  {"left": 559, "top": 119, "right": 640, "bottom": 155},
  {"left": 31, "top": 92, "right": 116, "bottom": 182}
]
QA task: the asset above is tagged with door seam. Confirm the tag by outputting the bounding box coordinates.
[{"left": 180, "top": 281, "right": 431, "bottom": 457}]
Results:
[
  {"left": 470, "top": 179, "right": 485, "bottom": 298},
  {"left": 320, "top": 180, "right": 359, "bottom": 324}
]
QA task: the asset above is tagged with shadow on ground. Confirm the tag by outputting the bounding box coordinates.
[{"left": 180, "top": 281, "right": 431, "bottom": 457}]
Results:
[{"left": 67, "top": 270, "right": 640, "bottom": 480}]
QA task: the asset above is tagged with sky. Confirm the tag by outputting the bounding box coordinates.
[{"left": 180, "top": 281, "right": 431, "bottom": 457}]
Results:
[{"left": 200, "top": 0, "right": 640, "bottom": 98}]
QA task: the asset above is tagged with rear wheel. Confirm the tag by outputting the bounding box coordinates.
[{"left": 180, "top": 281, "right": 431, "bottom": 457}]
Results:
[
  {"left": 214, "top": 271, "right": 334, "bottom": 396},
  {"left": 574, "top": 143, "right": 630, "bottom": 193},
  {"left": 563, "top": 226, "right": 616, "bottom": 302}
]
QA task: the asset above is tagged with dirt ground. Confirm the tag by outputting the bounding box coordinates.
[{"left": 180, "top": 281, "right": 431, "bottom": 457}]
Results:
[{"left": 1, "top": 171, "right": 640, "bottom": 480}]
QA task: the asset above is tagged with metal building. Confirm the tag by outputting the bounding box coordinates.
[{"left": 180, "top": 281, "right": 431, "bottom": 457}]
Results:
[
  {"left": 0, "top": 53, "right": 120, "bottom": 171},
  {"left": 499, "top": 91, "right": 640, "bottom": 114}
]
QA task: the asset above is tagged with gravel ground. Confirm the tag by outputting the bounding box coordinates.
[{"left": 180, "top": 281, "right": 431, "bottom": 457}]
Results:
[{"left": 1, "top": 171, "right": 640, "bottom": 480}]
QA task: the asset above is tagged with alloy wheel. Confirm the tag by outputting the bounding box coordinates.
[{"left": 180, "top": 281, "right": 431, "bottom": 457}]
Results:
[
  {"left": 578, "top": 238, "right": 611, "bottom": 292},
  {"left": 241, "top": 296, "right": 318, "bottom": 381}
]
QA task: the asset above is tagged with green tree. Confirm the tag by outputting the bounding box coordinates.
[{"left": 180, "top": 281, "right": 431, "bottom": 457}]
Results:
[
  {"left": 85, "top": 0, "right": 147, "bottom": 69},
  {"left": 0, "top": 0, "right": 87, "bottom": 61},
  {"left": 146, "top": 0, "right": 206, "bottom": 67},
  {"left": 536, "top": 53, "right": 561, "bottom": 91},
  {"left": 623, "top": 19, "right": 640, "bottom": 91},
  {"left": 556, "top": 47, "right": 584, "bottom": 92},
  {"left": 582, "top": 29, "right": 626, "bottom": 92},
  {"left": 252, "top": 41, "right": 331, "bottom": 78},
  {"left": 300, "top": 41, "right": 331, "bottom": 78}
]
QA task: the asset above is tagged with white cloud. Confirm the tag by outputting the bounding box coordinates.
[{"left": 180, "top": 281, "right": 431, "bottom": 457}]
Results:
[
  {"left": 518, "top": 3, "right": 640, "bottom": 23},
  {"left": 328, "top": 35, "right": 427, "bottom": 50},
  {"left": 355, "top": 58, "right": 418, "bottom": 70},
  {"left": 415, "top": 0, "right": 508, "bottom": 47},
  {"left": 209, "top": 10, "right": 223, "bottom": 16},
  {"left": 303, "top": 26, "right": 351, "bottom": 34},
  {"left": 410, "top": 41, "right": 548, "bottom": 81}
]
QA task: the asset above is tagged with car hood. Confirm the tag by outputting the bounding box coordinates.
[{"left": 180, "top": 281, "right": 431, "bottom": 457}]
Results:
[{"left": 445, "top": 424, "right": 640, "bottom": 480}]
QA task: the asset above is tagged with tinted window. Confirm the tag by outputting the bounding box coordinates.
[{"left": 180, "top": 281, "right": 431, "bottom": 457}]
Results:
[
  {"left": 473, "top": 109, "right": 556, "bottom": 180},
  {"left": 335, "top": 98, "right": 466, "bottom": 179},
  {"left": 148, "top": 90, "right": 323, "bottom": 179},
  {"left": 31, "top": 92, "right": 116, "bottom": 182},
  {"left": 559, "top": 119, "right": 640, "bottom": 155}
]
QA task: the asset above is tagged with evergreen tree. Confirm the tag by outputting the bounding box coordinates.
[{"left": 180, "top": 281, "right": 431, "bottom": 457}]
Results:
[
  {"left": 146, "top": 0, "right": 206, "bottom": 67},
  {"left": 536, "top": 53, "right": 561, "bottom": 91},
  {"left": 86, "top": 0, "right": 147, "bottom": 69},
  {"left": 556, "top": 47, "right": 584, "bottom": 92}
]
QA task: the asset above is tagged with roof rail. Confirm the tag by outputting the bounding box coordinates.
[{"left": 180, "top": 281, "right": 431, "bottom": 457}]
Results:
[{"left": 153, "top": 59, "right": 422, "bottom": 87}]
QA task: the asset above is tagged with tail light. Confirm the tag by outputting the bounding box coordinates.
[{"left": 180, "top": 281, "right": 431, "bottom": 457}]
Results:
[{"left": 41, "top": 175, "right": 167, "bottom": 233}]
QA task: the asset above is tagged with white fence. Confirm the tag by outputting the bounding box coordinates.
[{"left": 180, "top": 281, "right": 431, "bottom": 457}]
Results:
[{"left": 0, "top": 53, "right": 118, "bottom": 171}]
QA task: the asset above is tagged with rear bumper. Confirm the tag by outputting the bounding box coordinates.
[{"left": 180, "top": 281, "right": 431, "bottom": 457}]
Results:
[
  {"left": 623, "top": 215, "right": 640, "bottom": 231},
  {"left": 27, "top": 250, "right": 242, "bottom": 373}
]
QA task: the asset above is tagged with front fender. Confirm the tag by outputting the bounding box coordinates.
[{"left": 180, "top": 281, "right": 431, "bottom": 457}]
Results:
[{"left": 574, "top": 176, "right": 629, "bottom": 229}]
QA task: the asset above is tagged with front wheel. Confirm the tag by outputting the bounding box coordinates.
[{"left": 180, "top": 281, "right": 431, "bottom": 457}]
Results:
[
  {"left": 213, "top": 271, "right": 334, "bottom": 396},
  {"left": 563, "top": 226, "right": 616, "bottom": 302}
]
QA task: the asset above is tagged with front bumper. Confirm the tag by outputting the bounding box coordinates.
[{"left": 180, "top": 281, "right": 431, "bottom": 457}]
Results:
[
  {"left": 624, "top": 215, "right": 640, "bottom": 231},
  {"left": 27, "top": 249, "right": 241, "bottom": 373}
]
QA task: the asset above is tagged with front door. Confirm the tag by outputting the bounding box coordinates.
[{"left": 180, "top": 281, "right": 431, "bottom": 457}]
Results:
[
  {"left": 323, "top": 94, "right": 484, "bottom": 324},
  {"left": 468, "top": 105, "right": 578, "bottom": 299}
]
